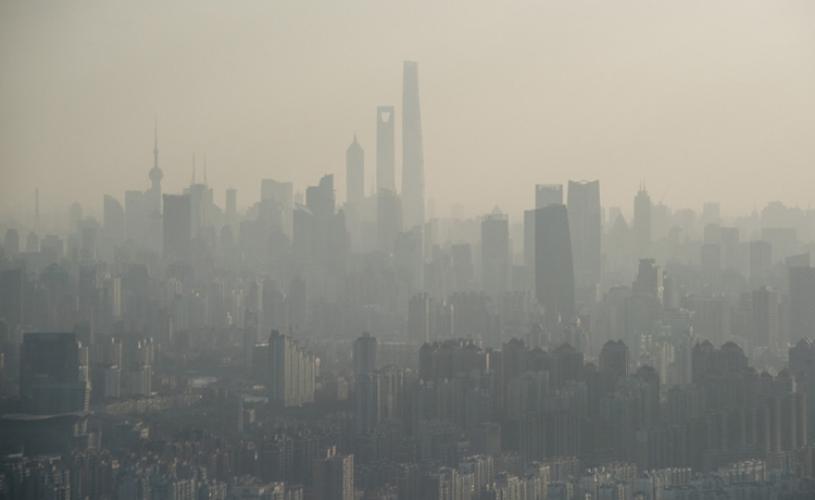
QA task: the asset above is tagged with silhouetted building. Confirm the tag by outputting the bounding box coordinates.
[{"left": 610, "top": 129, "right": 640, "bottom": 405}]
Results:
[
  {"left": 376, "top": 106, "right": 396, "bottom": 194},
  {"left": 19, "top": 332, "right": 89, "bottom": 414},
  {"left": 313, "top": 447, "right": 354, "bottom": 500},
  {"left": 633, "top": 187, "right": 652, "bottom": 256},
  {"left": 401, "top": 61, "right": 425, "bottom": 232},
  {"left": 481, "top": 210, "right": 510, "bottom": 297},
  {"left": 789, "top": 266, "right": 815, "bottom": 344},
  {"left": 266, "top": 330, "right": 316, "bottom": 407},
  {"left": 353, "top": 333, "right": 377, "bottom": 377},
  {"left": 162, "top": 194, "right": 192, "bottom": 263},
  {"left": 535, "top": 205, "right": 576, "bottom": 326},
  {"left": 346, "top": 135, "right": 365, "bottom": 205},
  {"left": 536, "top": 184, "right": 563, "bottom": 209},
  {"left": 567, "top": 180, "right": 601, "bottom": 289}
]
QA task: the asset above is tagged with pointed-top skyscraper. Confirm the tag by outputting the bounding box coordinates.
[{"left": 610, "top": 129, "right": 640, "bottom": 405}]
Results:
[
  {"left": 401, "top": 61, "right": 425, "bottom": 231},
  {"left": 147, "top": 120, "right": 164, "bottom": 214},
  {"left": 346, "top": 134, "right": 364, "bottom": 204}
]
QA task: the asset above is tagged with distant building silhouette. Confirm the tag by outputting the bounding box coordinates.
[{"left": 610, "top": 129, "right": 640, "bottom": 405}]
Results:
[
  {"left": 567, "top": 180, "right": 601, "bottom": 289},
  {"left": 535, "top": 204, "right": 576, "bottom": 326},
  {"left": 401, "top": 61, "right": 425, "bottom": 231},
  {"left": 162, "top": 194, "right": 192, "bottom": 263},
  {"left": 633, "top": 187, "right": 652, "bottom": 256},
  {"left": 376, "top": 106, "right": 396, "bottom": 194},
  {"left": 535, "top": 184, "right": 563, "bottom": 209},
  {"left": 346, "top": 135, "right": 365, "bottom": 205},
  {"left": 481, "top": 210, "right": 510, "bottom": 297},
  {"left": 789, "top": 266, "right": 815, "bottom": 344},
  {"left": 20, "top": 332, "right": 89, "bottom": 414}
]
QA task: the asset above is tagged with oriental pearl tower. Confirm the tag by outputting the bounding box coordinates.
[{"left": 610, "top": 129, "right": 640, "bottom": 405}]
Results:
[{"left": 147, "top": 121, "right": 163, "bottom": 214}]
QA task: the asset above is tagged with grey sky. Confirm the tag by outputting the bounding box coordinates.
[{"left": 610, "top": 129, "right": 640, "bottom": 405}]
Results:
[{"left": 2, "top": 0, "right": 815, "bottom": 222}]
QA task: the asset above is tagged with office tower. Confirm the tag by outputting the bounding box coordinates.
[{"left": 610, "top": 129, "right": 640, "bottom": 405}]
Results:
[
  {"left": 633, "top": 187, "right": 652, "bottom": 255},
  {"left": 789, "top": 266, "right": 815, "bottom": 344},
  {"left": 377, "top": 189, "right": 402, "bottom": 253},
  {"left": 353, "top": 333, "right": 377, "bottom": 377},
  {"left": 633, "top": 258, "right": 663, "bottom": 301},
  {"left": 306, "top": 174, "right": 335, "bottom": 219},
  {"left": 125, "top": 190, "right": 147, "bottom": 241},
  {"left": 103, "top": 195, "right": 125, "bottom": 244},
  {"left": 523, "top": 209, "right": 536, "bottom": 289},
  {"left": 260, "top": 178, "right": 294, "bottom": 239},
  {"left": 185, "top": 179, "right": 214, "bottom": 238},
  {"left": 19, "top": 332, "right": 89, "bottom": 414},
  {"left": 567, "top": 180, "right": 602, "bottom": 288},
  {"left": 752, "top": 287, "right": 781, "bottom": 349},
  {"left": 312, "top": 447, "right": 354, "bottom": 500},
  {"left": 346, "top": 135, "right": 365, "bottom": 204},
  {"left": 376, "top": 106, "right": 396, "bottom": 194},
  {"left": 481, "top": 210, "right": 510, "bottom": 297},
  {"left": 401, "top": 61, "right": 425, "bottom": 231},
  {"left": 267, "top": 330, "right": 316, "bottom": 407},
  {"left": 535, "top": 204, "right": 576, "bottom": 325},
  {"left": 535, "top": 184, "right": 563, "bottom": 209},
  {"left": 162, "top": 194, "right": 192, "bottom": 263}
]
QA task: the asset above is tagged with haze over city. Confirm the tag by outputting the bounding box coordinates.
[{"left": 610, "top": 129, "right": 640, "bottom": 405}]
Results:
[
  {"left": 2, "top": 2, "right": 815, "bottom": 500},
  {"left": 3, "top": 0, "right": 815, "bottom": 220}
]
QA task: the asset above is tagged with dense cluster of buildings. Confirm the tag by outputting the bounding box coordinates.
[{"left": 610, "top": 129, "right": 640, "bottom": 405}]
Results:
[{"left": 1, "top": 60, "right": 815, "bottom": 499}]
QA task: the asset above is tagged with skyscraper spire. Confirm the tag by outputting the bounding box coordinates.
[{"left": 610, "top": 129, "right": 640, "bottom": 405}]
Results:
[
  {"left": 203, "top": 154, "right": 208, "bottom": 185},
  {"left": 192, "top": 154, "right": 197, "bottom": 185},
  {"left": 153, "top": 117, "right": 159, "bottom": 169},
  {"left": 148, "top": 118, "right": 164, "bottom": 198}
]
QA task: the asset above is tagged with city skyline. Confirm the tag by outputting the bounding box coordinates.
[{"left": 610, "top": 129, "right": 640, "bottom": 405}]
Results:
[
  {"left": 3, "top": 3, "right": 815, "bottom": 499},
  {"left": 4, "top": 1, "right": 815, "bottom": 219}
]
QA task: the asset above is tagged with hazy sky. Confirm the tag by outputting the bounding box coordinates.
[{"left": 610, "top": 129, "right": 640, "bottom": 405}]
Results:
[{"left": 2, "top": 0, "right": 815, "bottom": 222}]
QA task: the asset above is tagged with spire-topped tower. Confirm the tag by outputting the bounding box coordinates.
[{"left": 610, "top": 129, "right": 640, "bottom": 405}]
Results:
[
  {"left": 346, "top": 133, "right": 364, "bottom": 204},
  {"left": 147, "top": 119, "right": 164, "bottom": 214}
]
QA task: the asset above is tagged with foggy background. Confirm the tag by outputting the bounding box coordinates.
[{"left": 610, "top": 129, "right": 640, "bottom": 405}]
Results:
[{"left": 2, "top": 0, "right": 815, "bottom": 221}]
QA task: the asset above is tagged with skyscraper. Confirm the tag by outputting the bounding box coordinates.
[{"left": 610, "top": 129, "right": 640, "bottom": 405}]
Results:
[
  {"left": 536, "top": 184, "right": 563, "bottom": 209},
  {"left": 633, "top": 187, "right": 652, "bottom": 256},
  {"left": 162, "top": 194, "right": 192, "bottom": 263},
  {"left": 346, "top": 135, "right": 365, "bottom": 205},
  {"left": 535, "top": 204, "right": 576, "bottom": 326},
  {"left": 401, "top": 61, "right": 425, "bottom": 231},
  {"left": 353, "top": 333, "right": 377, "bottom": 377},
  {"left": 19, "top": 332, "right": 89, "bottom": 414},
  {"left": 481, "top": 210, "right": 510, "bottom": 297},
  {"left": 376, "top": 106, "right": 396, "bottom": 194},
  {"left": 567, "top": 180, "right": 601, "bottom": 289},
  {"left": 789, "top": 266, "right": 815, "bottom": 344},
  {"left": 267, "top": 330, "right": 316, "bottom": 407},
  {"left": 103, "top": 195, "right": 125, "bottom": 244},
  {"left": 377, "top": 188, "right": 402, "bottom": 253},
  {"left": 312, "top": 447, "right": 354, "bottom": 500}
]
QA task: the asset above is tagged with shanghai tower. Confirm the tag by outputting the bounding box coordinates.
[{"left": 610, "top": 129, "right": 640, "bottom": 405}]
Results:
[{"left": 401, "top": 61, "right": 425, "bottom": 231}]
